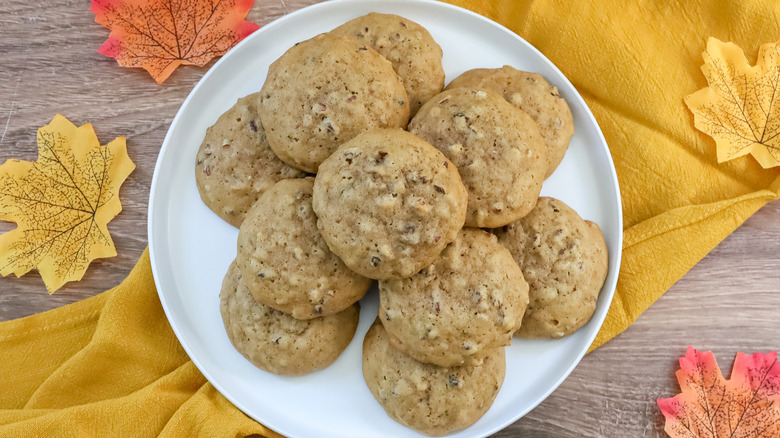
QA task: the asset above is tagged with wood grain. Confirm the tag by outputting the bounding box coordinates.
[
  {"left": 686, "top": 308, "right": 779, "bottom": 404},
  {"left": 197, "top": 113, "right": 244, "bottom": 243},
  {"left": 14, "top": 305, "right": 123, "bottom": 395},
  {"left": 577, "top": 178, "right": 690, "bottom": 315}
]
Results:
[{"left": 0, "top": 1, "right": 778, "bottom": 437}]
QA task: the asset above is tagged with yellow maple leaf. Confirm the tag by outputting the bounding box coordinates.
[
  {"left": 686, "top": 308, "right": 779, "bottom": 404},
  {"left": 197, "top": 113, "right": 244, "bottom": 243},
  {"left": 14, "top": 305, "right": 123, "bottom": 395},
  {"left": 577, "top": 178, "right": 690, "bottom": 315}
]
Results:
[
  {"left": 685, "top": 37, "right": 780, "bottom": 168},
  {"left": 0, "top": 115, "right": 135, "bottom": 292}
]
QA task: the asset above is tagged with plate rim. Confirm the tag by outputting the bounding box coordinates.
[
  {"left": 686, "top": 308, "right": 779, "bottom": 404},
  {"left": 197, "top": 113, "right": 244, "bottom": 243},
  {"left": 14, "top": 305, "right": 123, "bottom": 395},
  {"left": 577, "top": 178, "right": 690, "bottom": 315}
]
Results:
[{"left": 147, "top": 0, "right": 624, "bottom": 436}]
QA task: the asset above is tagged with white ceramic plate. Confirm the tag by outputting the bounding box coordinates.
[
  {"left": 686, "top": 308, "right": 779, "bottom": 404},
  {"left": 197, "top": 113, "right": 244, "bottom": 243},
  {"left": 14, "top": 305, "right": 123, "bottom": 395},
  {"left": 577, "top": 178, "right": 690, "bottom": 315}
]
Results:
[{"left": 148, "top": 1, "right": 623, "bottom": 436}]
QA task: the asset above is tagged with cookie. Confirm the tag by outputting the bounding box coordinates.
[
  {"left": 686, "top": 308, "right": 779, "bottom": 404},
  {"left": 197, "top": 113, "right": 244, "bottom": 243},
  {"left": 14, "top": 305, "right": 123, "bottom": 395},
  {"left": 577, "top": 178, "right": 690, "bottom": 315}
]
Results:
[
  {"left": 220, "top": 261, "right": 359, "bottom": 376},
  {"left": 259, "top": 33, "right": 410, "bottom": 173},
  {"left": 330, "top": 12, "right": 444, "bottom": 116},
  {"left": 409, "top": 88, "right": 547, "bottom": 228},
  {"left": 236, "top": 178, "right": 371, "bottom": 319},
  {"left": 494, "top": 197, "right": 608, "bottom": 338},
  {"left": 378, "top": 228, "right": 528, "bottom": 367},
  {"left": 194, "top": 93, "right": 306, "bottom": 227},
  {"left": 446, "top": 66, "right": 574, "bottom": 177},
  {"left": 312, "top": 128, "right": 467, "bottom": 280},
  {"left": 362, "top": 320, "right": 505, "bottom": 436}
]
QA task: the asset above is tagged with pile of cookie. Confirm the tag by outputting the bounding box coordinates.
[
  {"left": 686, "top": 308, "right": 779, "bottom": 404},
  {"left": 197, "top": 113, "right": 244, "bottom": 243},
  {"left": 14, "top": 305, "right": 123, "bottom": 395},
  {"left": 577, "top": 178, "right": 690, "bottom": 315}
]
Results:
[{"left": 195, "top": 12, "right": 608, "bottom": 436}]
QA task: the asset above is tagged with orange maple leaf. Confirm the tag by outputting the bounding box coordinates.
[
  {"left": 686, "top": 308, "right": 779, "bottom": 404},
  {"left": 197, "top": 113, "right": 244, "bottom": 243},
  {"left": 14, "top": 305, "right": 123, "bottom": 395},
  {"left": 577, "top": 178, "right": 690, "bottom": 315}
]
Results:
[
  {"left": 685, "top": 37, "right": 780, "bottom": 168},
  {"left": 658, "top": 347, "right": 780, "bottom": 438},
  {"left": 0, "top": 115, "right": 135, "bottom": 292},
  {"left": 90, "top": 0, "right": 260, "bottom": 83}
]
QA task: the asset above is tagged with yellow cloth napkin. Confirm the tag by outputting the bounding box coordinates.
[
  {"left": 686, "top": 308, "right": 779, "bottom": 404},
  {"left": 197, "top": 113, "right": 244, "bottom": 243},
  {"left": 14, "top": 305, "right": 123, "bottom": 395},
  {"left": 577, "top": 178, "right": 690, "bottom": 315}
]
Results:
[
  {"left": 443, "top": 0, "right": 780, "bottom": 349},
  {"left": 2, "top": 0, "right": 780, "bottom": 435},
  {"left": 0, "top": 249, "right": 278, "bottom": 437}
]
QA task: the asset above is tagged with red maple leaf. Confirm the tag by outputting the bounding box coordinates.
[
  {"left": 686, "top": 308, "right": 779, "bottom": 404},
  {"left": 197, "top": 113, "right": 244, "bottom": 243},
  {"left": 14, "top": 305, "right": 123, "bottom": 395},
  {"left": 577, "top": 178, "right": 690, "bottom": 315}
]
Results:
[
  {"left": 90, "top": 0, "right": 260, "bottom": 83},
  {"left": 658, "top": 347, "right": 780, "bottom": 438}
]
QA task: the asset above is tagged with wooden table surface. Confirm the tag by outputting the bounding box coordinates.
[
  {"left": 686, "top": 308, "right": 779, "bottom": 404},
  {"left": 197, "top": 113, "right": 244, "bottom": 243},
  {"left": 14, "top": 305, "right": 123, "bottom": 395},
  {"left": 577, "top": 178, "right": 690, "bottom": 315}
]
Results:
[{"left": 1, "top": 1, "right": 779, "bottom": 437}]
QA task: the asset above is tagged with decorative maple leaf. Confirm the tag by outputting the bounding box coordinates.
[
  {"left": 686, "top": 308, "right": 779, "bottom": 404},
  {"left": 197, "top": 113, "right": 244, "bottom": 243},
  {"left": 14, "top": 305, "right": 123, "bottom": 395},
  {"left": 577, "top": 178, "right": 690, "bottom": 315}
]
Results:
[
  {"left": 0, "top": 115, "right": 135, "bottom": 293},
  {"left": 685, "top": 37, "right": 780, "bottom": 168},
  {"left": 657, "top": 347, "right": 780, "bottom": 438},
  {"left": 90, "top": 0, "right": 260, "bottom": 83}
]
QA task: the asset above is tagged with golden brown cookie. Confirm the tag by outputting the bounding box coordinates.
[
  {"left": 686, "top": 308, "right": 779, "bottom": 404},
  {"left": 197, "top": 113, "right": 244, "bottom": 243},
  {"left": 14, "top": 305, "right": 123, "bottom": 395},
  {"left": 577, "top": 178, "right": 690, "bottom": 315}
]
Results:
[
  {"left": 330, "top": 12, "right": 444, "bottom": 116},
  {"left": 313, "top": 128, "right": 467, "bottom": 280},
  {"left": 494, "top": 197, "right": 608, "bottom": 338},
  {"left": 259, "top": 33, "right": 410, "bottom": 173},
  {"left": 220, "top": 261, "right": 360, "bottom": 376},
  {"left": 362, "top": 320, "right": 505, "bottom": 436},
  {"left": 409, "top": 88, "right": 547, "bottom": 228},
  {"left": 236, "top": 178, "right": 371, "bottom": 319},
  {"left": 378, "top": 228, "right": 528, "bottom": 367},
  {"left": 194, "top": 93, "right": 306, "bottom": 227},
  {"left": 446, "top": 66, "right": 574, "bottom": 177}
]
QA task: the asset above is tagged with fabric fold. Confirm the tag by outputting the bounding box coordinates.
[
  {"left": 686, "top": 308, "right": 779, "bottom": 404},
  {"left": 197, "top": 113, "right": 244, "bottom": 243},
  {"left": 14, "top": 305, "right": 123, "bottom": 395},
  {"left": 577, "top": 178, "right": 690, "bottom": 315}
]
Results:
[{"left": 1, "top": 249, "right": 279, "bottom": 437}]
